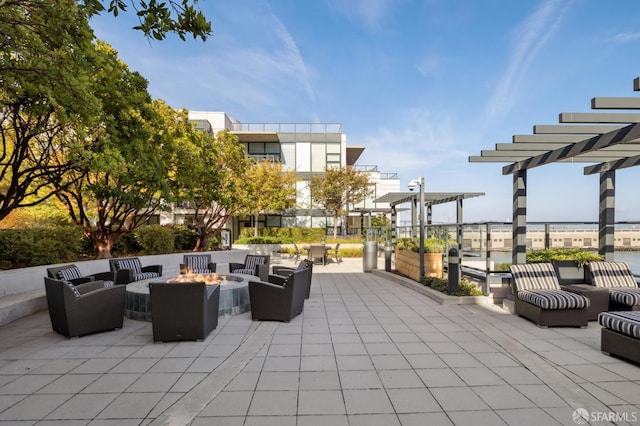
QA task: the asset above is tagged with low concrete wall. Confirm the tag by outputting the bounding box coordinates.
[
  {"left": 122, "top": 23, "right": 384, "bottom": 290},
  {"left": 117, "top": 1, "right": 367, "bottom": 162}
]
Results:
[{"left": 0, "top": 249, "right": 249, "bottom": 326}]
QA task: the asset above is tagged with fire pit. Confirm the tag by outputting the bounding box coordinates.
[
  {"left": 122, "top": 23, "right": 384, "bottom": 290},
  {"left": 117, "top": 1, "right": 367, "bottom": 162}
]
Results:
[{"left": 125, "top": 273, "right": 252, "bottom": 321}]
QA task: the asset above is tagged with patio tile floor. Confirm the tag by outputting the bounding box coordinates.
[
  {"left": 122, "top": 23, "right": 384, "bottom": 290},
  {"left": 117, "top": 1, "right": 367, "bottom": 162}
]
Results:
[{"left": 0, "top": 257, "right": 638, "bottom": 425}]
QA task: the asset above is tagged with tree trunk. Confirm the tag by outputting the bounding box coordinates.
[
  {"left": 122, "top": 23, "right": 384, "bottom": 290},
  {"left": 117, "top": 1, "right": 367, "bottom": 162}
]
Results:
[
  {"left": 94, "top": 237, "right": 113, "bottom": 259},
  {"left": 254, "top": 214, "right": 259, "bottom": 237},
  {"left": 333, "top": 213, "right": 339, "bottom": 239}
]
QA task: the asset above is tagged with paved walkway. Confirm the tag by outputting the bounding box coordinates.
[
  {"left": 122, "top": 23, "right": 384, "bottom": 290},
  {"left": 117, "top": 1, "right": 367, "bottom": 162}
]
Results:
[{"left": 0, "top": 257, "right": 638, "bottom": 425}]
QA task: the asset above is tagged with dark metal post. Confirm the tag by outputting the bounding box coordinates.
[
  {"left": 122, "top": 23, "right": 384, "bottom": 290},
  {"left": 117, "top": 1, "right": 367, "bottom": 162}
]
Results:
[
  {"left": 384, "top": 241, "right": 393, "bottom": 272},
  {"left": 448, "top": 247, "right": 459, "bottom": 293},
  {"left": 419, "top": 177, "right": 425, "bottom": 280}
]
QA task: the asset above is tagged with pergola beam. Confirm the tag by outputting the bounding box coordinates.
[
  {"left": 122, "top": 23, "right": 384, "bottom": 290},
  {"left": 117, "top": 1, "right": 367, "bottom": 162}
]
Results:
[
  {"left": 591, "top": 97, "right": 640, "bottom": 109},
  {"left": 534, "top": 124, "right": 624, "bottom": 134},
  {"left": 513, "top": 134, "right": 597, "bottom": 143},
  {"left": 502, "top": 122, "right": 640, "bottom": 175},
  {"left": 584, "top": 155, "right": 640, "bottom": 175},
  {"left": 559, "top": 112, "right": 640, "bottom": 123}
]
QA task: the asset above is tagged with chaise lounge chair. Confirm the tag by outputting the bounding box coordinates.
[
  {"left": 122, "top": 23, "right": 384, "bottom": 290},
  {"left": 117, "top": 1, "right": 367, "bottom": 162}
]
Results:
[
  {"left": 510, "top": 263, "right": 590, "bottom": 327},
  {"left": 586, "top": 261, "right": 640, "bottom": 311}
]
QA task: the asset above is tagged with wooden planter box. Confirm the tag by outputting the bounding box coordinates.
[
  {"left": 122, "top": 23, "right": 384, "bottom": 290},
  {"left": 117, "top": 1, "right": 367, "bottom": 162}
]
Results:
[{"left": 395, "top": 249, "right": 443, "bottom": 281}]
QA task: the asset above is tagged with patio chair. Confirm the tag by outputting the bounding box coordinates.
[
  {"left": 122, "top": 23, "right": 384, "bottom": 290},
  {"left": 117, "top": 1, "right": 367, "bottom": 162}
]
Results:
[
  {"left": 44, "top": 277, "right": 126, "bottom": 338},
  {"left": 47, "top": 264, "right": 115, "bottom": 287},
  {"left": 327, "top": 243, "right": 341, "bottom": 263},
  {"left": 586, "top": 261, "right": 640, "bottom": 311},
  {"left": 308, "top": 244, "right": 327, "bottom": 266},
  {"left": 292, "top": 243, "right": 302, "bottom": 263},
  {"left": 272, "top": 259, "right": 314, "bottom": 298},
  {"left": 248, "top": 267, "right": 309, "bottom": 322},
  {"left": 149, "top": 282, "right": 220, "bottom": 342},
  {"left": 109, "top": 257, "right": 163, "bottom": 285},
  {"left": 229, "top": 254, "right": 270, "bottom": 281},
  {"left": 509, "top": 263, "right": 590, "bottom": 327},
  {"left": 180, "top": 254, "right": 217, "bottom": 274}
]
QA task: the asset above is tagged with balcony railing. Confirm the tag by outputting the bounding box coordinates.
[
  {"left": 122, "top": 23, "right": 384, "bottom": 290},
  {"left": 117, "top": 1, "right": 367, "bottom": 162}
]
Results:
[{"left": 231, "top": 123, "right": 343, "bottom": 133}]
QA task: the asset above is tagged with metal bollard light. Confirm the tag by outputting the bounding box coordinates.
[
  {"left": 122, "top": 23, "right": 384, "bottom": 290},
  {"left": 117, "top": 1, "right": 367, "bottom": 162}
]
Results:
[
  {"left": 448, "top": 247, "right": 459, "bottom": 293},
  {"left": 384, "top": 241, "right": 393, "bottom": 272}
]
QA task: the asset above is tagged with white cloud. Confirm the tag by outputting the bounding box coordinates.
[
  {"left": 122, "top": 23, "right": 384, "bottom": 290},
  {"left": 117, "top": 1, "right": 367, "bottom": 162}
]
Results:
[
  {"left": 415, "top": 55, "right": 443, "bottom": 76},
  {"left": 485, "top": 0, "right": 573, "bottom": 122},
  {"left": 327, "top": 0, "right": 397, "bottom": 29},
  {"left": 611, "top": 31, "right": 640, "bottom": 43}
]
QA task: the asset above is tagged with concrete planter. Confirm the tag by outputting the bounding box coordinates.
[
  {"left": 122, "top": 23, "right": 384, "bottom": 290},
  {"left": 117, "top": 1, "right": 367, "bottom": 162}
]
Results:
[{"left": 395, "top": 249, "right": 443, "bottom": 280}]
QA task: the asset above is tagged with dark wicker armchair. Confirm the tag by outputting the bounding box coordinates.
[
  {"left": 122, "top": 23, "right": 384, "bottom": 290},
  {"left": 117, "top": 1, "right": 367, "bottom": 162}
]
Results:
[
  {"left": 180, "top": 254, "right": 217, "bottom": 274},
  {"left": 248, "top": 267, "right": 309, "bottom": 322},
  {"left": 109, "top": 257, "right": 163, "bottom": 285},
  {"left": 272, "top": 259, "right": 313, "bottom": 299},
  {"left": 44, "top": 277, "right": 126, "bottom": 338},
  {"left": 229, "top": 254, "right": 270, "bottom": 281},
  {"left": 47, "top": 264, "right": 115, "bottom": 286},
  {"left": 149, "top": 282, "right": 220, "bottom": 342}
]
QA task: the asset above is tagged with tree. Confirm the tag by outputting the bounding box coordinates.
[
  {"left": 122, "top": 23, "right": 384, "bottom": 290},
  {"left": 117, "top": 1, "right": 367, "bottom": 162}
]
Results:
[
  {"left": 171, "top": 129, "right": 250, "bottom": 251},
  {"left": 81, "top": 0, "right": 212, "bottom": 40},
  {"left": 52, "top": 43, "right": 175, "bottom": 258},
  {"left": 241, "top": 160, "right": 298, "bottom": 237},
  {"left": 308, "top": 166, "right": 373, "bottom": 239},
  {"left": 0, "top": 0, "right": 100, "bottom": 222}
]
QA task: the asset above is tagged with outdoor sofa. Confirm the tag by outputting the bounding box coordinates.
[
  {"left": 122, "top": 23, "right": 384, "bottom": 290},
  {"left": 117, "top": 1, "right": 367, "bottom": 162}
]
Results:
[
  {"left": 47, "top": 264, "right": 115, "bottom": 287},
  {"left": 44, "top": 277, "right": 126, "bottom": 338},
  {"left": 598, "top": 311, "right": 640, "bottom": 364},
  {"left": 586, "top": 261, "right": 640, "bottom": 311},
  {"left": 510, "top": 263, "right": 590, "bottom": 327},
  {"left": 248, "top": 267, "right": 308, "bottom": 322},
  {"left": 180, "top": 254, "right": 217, "bottom": 274},
  {"left": 109, "top": 257, "right": 163, "bottom": 285},
  {"left": 272, "top": 259, "right": 313, "bottom": 299},
  {"left": 229, "top": 254, "right": 270, "bottom": 281}
]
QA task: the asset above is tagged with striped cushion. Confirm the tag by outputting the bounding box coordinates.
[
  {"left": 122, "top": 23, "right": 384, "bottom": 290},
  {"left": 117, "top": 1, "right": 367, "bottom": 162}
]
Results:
[
  {"left": 519, "top": 289, "right": 590, "bottom": 310},
  {"left": 116, "top": 258, "right": 142, "bottom": 275},
  {"left": 245, "top": 255, "right": 267, "bottom": 272},
  {"left": 186, "top": 269, "right": 212, "bottom": 274},
  {"left": 57, "top": 266, "right": 82, "bottom": 281},
  {"left": 510, "top": 263, "right": 561, "bottom": 291},
  {"left": 103, "top": 281, "right": 114, "bottom": 288},
  {"left": 599, "top": 311, "right": 640, "bottom": 339},
  {"left": 233, "top": 268, "right": 256, "bottom": 275},
  {"left": 610, "top": 289, "right": 640, "bottom": 306},
  {"left": 134, "top": 272, "right": 160, "bottom": 281},
  {"left": 588, "top": 262, "right": 638, "bottom": 288},
  {"left": 185, "top": 255, "right": 211, "bottom": 272},
  {"left": 63, "top": 281, "right": 81, "bottom": 297}
]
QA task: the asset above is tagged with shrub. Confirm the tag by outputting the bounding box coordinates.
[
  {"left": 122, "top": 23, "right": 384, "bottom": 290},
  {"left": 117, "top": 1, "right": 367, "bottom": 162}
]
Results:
[
  {"left": 420, "top": 276, "right": 483, "bottom": 296},
  {"left": 165, "top": 224, "right": 197, "bottom": 251},
  {"left": 134, "top": 225, "right": 175, "bottom": 255},
  {"left": 526, "top": 248, "right": 603, "bottom": 267},
  {"left": 235, "top": 236, "right": 287, "bottom": 244},
  {"left": 0, "top": 227, "right": 85, "bottom": 268},
  {"left": 396, "top": 237, "right": 445, "bottom": 253},
  {"left": 238, "top": 227, "right": 327, "bottom": 243}
]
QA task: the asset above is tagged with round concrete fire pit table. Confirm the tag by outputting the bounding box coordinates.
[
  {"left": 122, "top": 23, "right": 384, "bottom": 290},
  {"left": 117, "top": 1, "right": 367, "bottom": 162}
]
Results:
[{"left": 125, "top": 273, "right": 254, "bottom": 321}]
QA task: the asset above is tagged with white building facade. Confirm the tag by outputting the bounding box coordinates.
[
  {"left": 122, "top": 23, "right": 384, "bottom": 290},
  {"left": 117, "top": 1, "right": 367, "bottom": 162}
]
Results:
[{"left": 183, "top": 111, "right": 400, "bottom": 238}]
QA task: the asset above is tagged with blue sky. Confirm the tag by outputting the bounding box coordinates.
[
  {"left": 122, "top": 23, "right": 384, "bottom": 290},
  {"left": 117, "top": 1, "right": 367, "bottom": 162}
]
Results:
[{"left": 91, "top": 0, "right": 640, "bottom": 223}]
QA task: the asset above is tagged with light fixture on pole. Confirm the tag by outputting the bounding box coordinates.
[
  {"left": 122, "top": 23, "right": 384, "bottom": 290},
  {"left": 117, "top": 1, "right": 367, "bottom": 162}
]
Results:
[{"left": 408, "top": 177, "right": 425, "bottom": 279}]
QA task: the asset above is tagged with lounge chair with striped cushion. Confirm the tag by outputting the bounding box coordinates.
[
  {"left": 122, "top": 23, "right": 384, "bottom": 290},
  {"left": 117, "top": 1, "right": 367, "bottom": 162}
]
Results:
[
  {"left": 109, "top": 257, "right": 163, "bottom": 285},
  {"left": 586, "top": 261, "right": 640, "bottom": 311},
  {"left": 598, "top": 311, "right": 640, "bottom": 364},
  {"left": 510, "top": 263, "right": 589, "bottom": 327},
  {"left": 180, "top": 254, "right": 217, "bottom": 274},
  {"left": 47, "top": 264, "right": 115, "bottom": 287},
  {"left": 229, "top": 255, "right": 270, "bottom": 281}
]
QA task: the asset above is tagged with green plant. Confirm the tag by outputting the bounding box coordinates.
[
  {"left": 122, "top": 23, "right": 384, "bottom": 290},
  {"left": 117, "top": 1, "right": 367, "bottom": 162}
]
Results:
[
  {"left": 526, "top": 248, "right": 603, "bottom": 267},
  {"left": 419, "top": 276, "right": 482, "bottom": 296},
  {"left": 134, "top": 225, "right": 175, "bottom": 255},
  {"left": 396, "top": 237, "right": 444, "bottom": 253}
]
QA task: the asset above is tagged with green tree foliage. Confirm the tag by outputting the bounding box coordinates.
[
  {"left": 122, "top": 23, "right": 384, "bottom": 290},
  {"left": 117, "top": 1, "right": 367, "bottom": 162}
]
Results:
[
  {"left": 0, "top": 0, "right": 100, "bottom": 222},
  {"left": 240, "top": 160, "right": 298, "bottom": 237},
  {"left": 81, "top": 0, "right": 212, "bottom": 40},
  {"left": 171, "top": 129, "right": 250, "bottom": 251},
  {"left": 52, "top": 43, "right": 176, "bottom": 258},
  {"left": 308, "top": 166, "right": 373, "bottom": 239}
]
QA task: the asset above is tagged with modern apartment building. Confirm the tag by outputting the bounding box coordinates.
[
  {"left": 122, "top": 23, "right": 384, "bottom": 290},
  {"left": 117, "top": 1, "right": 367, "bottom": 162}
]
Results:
[{"left": 170, "top": 111, "right": 400, "bottom": 239}]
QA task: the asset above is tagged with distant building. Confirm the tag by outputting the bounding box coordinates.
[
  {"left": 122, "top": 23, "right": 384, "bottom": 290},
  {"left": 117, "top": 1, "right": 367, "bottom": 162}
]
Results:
[{"left": 160, "top": 111, "right": 400, "bottom": 239}]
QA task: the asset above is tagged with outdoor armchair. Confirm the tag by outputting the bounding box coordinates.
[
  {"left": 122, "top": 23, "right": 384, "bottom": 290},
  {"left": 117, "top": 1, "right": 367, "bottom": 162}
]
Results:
[
  {"left": 180, "top": 254, "right": 217, "bottom": 274},
  {"left": 109, "top": 257, "right": 162, "bottom": 285},
  {"left": 149, "top": 282, "right": 220, "bottom": 342},
  {"left": 510, "top": 263, "right": 590, "bottom": 327},
  {"left": 586, "top": 261, "right": 640, "bottom": 311},
  {"left": 229, "top": 254, "right": 270, "bottom": 281},
  {"left": 248, "top": 268, "right": 308, "bottom": 322},
  {"left": 44, "top": 277, "right": 126, "bottom": 338},
  {"left": 47, "top": 264, "right": 115, "bottom": 287},
  {"left": 272, "top": 259, "right": 314, "bottom": 299}
]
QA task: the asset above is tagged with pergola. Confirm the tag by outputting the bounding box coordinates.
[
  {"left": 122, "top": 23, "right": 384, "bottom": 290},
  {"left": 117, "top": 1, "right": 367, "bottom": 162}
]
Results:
[
  {"left": 469, "top": 77, "right": 640, "bottom": 264},
  {"left": 373, "top": 192, "right": 485, "bottom": 244}
]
